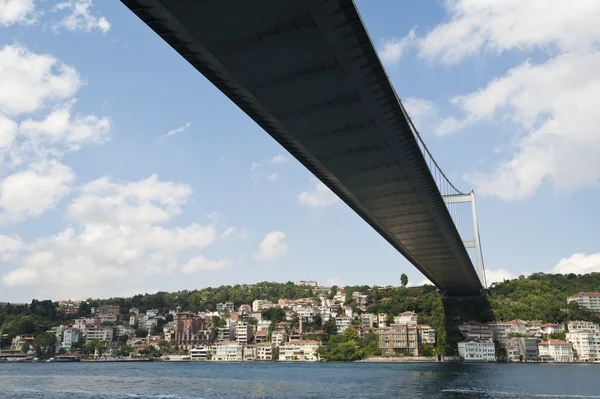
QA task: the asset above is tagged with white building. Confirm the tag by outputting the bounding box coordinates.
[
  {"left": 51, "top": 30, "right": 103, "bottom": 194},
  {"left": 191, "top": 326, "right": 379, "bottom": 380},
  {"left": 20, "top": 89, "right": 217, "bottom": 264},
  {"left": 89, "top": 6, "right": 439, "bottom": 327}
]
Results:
[
  {"left": 257, "top": 320, "right": 271, "bottom": 330},
  {"left": 361, "top": 313, "right": 377, "bottom": 327},
  {"left": 566, "top": 331, "right": 600, "bottom": 361},
  {"left": 61, "top": 328, "right": 82, "bottom": 349},
  {"left": 333, "top": 290, "right": 345, "bottom": 304},
  {"left": 458, "top": 338, "right": 496, "bottom": 362},
  {"left": 243, "top": 344, "right": 257, "bottom": 361},
  {"left": 377, "top": 313, "right": 388, "bottom": 327},
  {"left": 567, "top": 320, "right": 600, "bottom": 332},
  {"left": 297, "top": 280, "right": 318, "bottom": 287},
  {"left": 394, "top": 311, "right": 420, "bottom": 325},
  {"left": 278, "top": 340, "right": 320, "bottom": 361},
  {"left": 211, "top": 342, "right": 244, "bottom": 361},
  {"left": 256, "top": 343, "right": 274, "bottom": 361},
  {"left": 459, "top": 322, "right": 493, "bottom": 340},
  {"left": 271, "top": 330, "right": 287, "bottom": 347},
  {"left": 85, "top": 326, "right": 114, "bottom": 343},
  {"left": 252, "top": 300, "right": 275, "bottom": 312},
  {"left": 190, "top": 346, "right": 209, "bottom": 361},
  {"left": 419, "top": 325, "right": 437, "bottom": 345},
  {"left": 567, "top": 292, "right": 600, "bottom": 312},
  {"left": 539, "top": 323, "right": 564, "bottom": 335},
  {"left": 235, "top": 322, "right": 254, "bottom": 344},
  {"left": 335, "top": 315, "right": 352, "bottom": 334},
  {"left": 297, "top": 307, "right": 318, "bottom": 323},
  {"left": 538, "top": 339, "right": 573, "bottom": 362}
]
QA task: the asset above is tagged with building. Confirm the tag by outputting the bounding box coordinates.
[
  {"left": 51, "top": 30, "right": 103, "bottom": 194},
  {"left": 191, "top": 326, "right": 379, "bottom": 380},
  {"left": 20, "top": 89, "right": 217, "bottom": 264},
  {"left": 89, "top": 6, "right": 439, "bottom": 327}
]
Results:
[
  {"left": 297, "top": 307, "right": 318, "bottom": 323},
  {"left": 10, "top": 336, "right": 34, "bottom": 351},
  {"left": 257, "top": 320, "right": 271, "bottom": 331},
  {"left": 189, "top": 346, "right": 209, "bottom": 361},
  {"left": 567, "top": 331, "right": 600, "bottom": 361},
  {"left": 216, "top": 302, "right": 234, "bottom": 315},
  {"left": 216, "top": 327, "right": 231, "bottom": 342},
  {"left": 394, "top": 311, "right": 420, "bottom": 325},
  {"left": 419, "top": 325, "right": 437, "bottom": 345},
  {"left": 379, "top": 324, "right": 421, "bottom": 355},
  {"left": 235, "top": 322, "right": 254, "bottom": 344},
  {"left": 174, "top": 312, "right": 214, "bottom": 352},
  {"left": 377, "top": 313, "right": 388, "bottom": 327},
  {"left": 297, "top": 280, "right": 318, "bottom": 287},
  {"left": 334, "top": 315, "right": 352, "bottom": 334},
  {"left": 352, "top": 292, "right": 370, "bottom": 307},
  {"left": 250, "top": 310, "right": 262, "bottom": 321},
  {"left": 509, "top": 337, "right": 540, "bottom": 362},
  {"left": 252, "top": 300, "right": 275, "bottom": 312},
  {"left": 211, "top": 341, "right": 244, "bottom": 361},
  {"left": 255, "top": 330, "right": 269, "bottom": 343},
  {"left": 256, "top": 343, "right": 274, "bottom": 361},
  {"left": 278, "top": 340, "right": 320, "bottom": 361},
  {"left": 238, "top": 304, "right": 251, "bottom": 316},
  {"left": 85, "top": 326, "right": 114, "bottom": 343},
  {"left": 538, "top": 340, "right": 573, "bottom": 362},
  {"left": 271, "top": 330, "right": 287, "bottom": 347},
  {"left": 539, "top": 323, "right": 564, "bottom": 335},
  {"left": 361, "top": 313, "right": 377, "bottom": 327},
  {"left": 97, "top": 305, "right": 120, "bottom": 317},
  {"left": 458, "top": 338, "right": 496, "bottom": 362},
  {"left": 567, "top": 292, "right": 600, "bottom": 312},
  {"left": 567, "top": 320, "right": 600, "bottom": 332},
  {"left": 61, "top": 328, "right": 82, "bottom": 349},
  {"left": 243, "top": 344, "right": 257, "bottom": 361},
  {"left": 459, "top": 322, "right": 493, "bottom": 340}
]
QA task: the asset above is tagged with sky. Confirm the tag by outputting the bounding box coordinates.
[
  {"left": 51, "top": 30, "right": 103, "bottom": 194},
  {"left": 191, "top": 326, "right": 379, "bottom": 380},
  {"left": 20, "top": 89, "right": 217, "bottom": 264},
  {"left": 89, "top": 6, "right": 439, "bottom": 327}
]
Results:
[{"left": 1, "top": 0, "right": 600, "bottom": 302}]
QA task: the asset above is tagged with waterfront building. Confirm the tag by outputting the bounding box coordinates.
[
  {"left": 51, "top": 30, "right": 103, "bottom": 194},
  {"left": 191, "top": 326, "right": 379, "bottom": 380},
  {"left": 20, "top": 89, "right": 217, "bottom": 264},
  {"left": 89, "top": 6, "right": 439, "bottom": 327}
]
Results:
[
  {"left": 61, "top": 328, "right": 82, "bottom": 349},
  {"left": 243, "top": 344, "right": 257, "bottom": 361},
  {"left": 256, "top": 343, "right": 274, "bottom": 361},
  {"left": 457, "top": 338, "right": 496, "bottom": 362},
  {"left": 10, "top": 336, "right": 34, "bottom": 351},
  {"left": 379, "top": 324, "right": 421, "bottom": 355},
  {"left": 538, "top": 339, "right": 573, "bottom": 362},
  {"left": 189, "top": 346, "right": 209, "bottom": 361},
  {"left": 278, "top": 340, "right": 320, "bottom": 361},
  {"left": 211, "top": 341, "right": 243, "bottom": 361},
  {"left": 509, "top": 337, "right": 540, "bottom": 362},
  {"left": 566, "top": 331, "right": 600, "bottom": 361},
  {"left": 567, "top": 292, "right": 600, "bottom": 312},
  {"left": 85, "top": 326, "right": 114, "bottom": 343},
  {"left": 174, "top": 311, "right": 214, "bottom": 352},
  {"left": 419, "top": 325, "right": 437, "bottom": 345}
]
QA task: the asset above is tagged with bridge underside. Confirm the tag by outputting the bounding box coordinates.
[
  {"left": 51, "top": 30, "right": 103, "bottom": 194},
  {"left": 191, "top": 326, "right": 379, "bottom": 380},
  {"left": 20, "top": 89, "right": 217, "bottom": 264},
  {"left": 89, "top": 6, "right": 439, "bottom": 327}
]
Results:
[{"left": 121, "top": 0, "right": 483, "bottom": 295}]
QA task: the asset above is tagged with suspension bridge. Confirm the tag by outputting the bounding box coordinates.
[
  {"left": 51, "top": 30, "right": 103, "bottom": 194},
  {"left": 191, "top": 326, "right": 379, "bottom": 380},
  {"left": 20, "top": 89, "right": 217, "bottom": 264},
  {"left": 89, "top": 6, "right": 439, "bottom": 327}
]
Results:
[{"left": 121, "top": 0, "right": 487, "bottom": 296}]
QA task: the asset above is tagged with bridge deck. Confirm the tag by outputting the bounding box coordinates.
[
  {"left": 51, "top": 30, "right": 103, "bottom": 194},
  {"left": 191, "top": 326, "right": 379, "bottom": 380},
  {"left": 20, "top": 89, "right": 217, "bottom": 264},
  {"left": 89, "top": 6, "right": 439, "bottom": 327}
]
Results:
[{"left": 121, "top": 0, "right": 483, "bottom": 295}]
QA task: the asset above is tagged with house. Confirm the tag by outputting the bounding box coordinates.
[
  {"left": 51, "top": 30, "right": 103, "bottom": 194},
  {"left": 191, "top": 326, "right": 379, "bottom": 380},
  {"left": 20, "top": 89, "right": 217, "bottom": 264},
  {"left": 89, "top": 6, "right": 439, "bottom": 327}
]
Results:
[
  {"left": 256, "top": 343, "right": 274, "bottom": 361},
  {"left": 189, "top": 346, "right": 209, "bottom": 361},
  {"left": 271, "top": 330, "right": 287, "bottom": 347},
  {"left": 255, "top": 330, "right": 269, "bottom": 343},
  {"left": 278, "top": 340, "right": 320, "bottom": 361},
  {"left": 457, "top": 338, "right": 496, "bottom": 362},
  {"left": 567, "top": 292, "right": 600, "bottom": 312},
  {"left": 243, "top": 344, "right": 257, "bottom": 361},
  {"left": 377, "top": 313, "right": 388, "bottom": 327},
  {"left": 252, "top": 300, "right": 274, "bottom": 311},
  {"left": 567, "top": 320, "right": 599, "bottom": 332},
  {"left": 10, "top": 336, "right": 34, "bottom": 351},
  {"left": 335, "top": 315, "right": 351, "bottom": 334},
  {"left": 539, "top": 339, "right": 573, "bottom": 362},
  {"left": 361, "top": 313, "right": 377, "bottom": 328},
  {"left": 394, "top": 311, "right": 421, "bottom": 325},
  {"left": 211, "top": 341, "right": 243, "bottom": 361},
  {"left": 539, "top": 323, "right": 564, "bottom": 335}
]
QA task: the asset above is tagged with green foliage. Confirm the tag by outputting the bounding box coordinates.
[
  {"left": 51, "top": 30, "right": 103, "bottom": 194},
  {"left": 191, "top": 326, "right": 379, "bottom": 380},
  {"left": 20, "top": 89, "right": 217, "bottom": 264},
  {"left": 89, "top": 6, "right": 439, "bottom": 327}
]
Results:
[
  {"left": 401, "top": 274, "right": 408, "bottom": 288},
  {"left": 262, "top": 308, "right": 286, "bottom": 324},
  {"left": 34, "top": 332, "right": 57, "bottom": 360},
  {"left": 421, "top": 345, "right": 434, "bottom": 356},
  {"left": 323, "top": 319, "right": 337, "bottom": 336},
  {"left": 319, "top": 327, "right": 380, "bottom": 361}
]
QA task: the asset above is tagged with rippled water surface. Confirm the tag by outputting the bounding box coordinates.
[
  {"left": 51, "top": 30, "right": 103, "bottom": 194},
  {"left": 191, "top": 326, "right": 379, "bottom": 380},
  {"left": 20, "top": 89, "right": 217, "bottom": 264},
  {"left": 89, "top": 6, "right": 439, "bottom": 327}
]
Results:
[{"left": 1, "top": 362, "right": 599, "bottom": 398}]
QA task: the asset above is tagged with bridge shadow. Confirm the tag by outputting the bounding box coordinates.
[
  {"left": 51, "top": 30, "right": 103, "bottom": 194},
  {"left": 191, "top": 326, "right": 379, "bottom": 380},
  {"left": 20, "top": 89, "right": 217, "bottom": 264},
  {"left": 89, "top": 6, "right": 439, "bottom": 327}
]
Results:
[{"left": 438, "top": 293, "right": 495, "bottom": 356}]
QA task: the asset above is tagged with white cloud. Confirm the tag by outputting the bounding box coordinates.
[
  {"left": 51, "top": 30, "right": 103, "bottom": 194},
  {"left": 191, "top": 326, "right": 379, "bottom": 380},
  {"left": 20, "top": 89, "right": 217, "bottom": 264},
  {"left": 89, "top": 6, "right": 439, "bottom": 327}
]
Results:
[
  {"left": 20, "top": 106, "right": 111, "bottom": 149},
  {"left": 220, "top": 226, "right": 249, "bottom": 240},
  {"left": 485, "top": 269, "right": 518, "bottom": 285},
  {"left": 221, "top": 226, "right": 236, "bottom": 238},
  {"left": 0, "top": 45, "right": 81, "bottom": 116},
  {"left": 254, "top": 231, "right": 287, "bottom": 261},
  {"left": 0, "top": 0, "right": 35, "bottom": 26},
  {"left": 416, "top": 0, "right": 600, "bottom": 65},
  {"left": 270, "top": 154, "right": 288, "bottom": 164},
  {"left": 459, "top": 52, "right": 600, "bottom": 200},
  {"left": 297, "top": 180, "right": 339, "bottom": 207},
  {"left": 0, "top": 160, "right": 74, "bottom": 222},
  {"left": 53, "top": 0, "right": 110, "bottom": 33},
  {"left": 0, "top": 115, "right": 17, "bottom": 149},
  {"left": 181, "top": 255, "right": 232, "bottom": 274},
  {"left": 0, "top": 234, "right": 23, "bottom": 260},
  {"left": 552, "top": 253, "right": 600, "bottom": 275},
  {"left": 403, "top": 97, "right": 439, "bottom": 133},
  {"left": 159, "top": 122, "right": 191, "bottom": 140},
  {"left": 418, "top": 278, "right": 433, "bottom": 286},
  {"left": 379, "top": 30, "right": 416, "bottom": 65},
  {"left": 325, "top": 278, "right": 347, "bottom": 287},
  {"left": 1, "top": 175, "right": 220, "bottom": 298},
  {"left": 267, "top": 173, "right": 279, "bottom": 181}
]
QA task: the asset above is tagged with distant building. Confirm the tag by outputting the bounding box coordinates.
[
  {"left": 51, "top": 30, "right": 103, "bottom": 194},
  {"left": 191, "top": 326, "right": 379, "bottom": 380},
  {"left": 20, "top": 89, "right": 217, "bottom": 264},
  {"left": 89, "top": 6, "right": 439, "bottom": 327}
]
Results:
[
  {"left": 509, "top": 337, "right": 539, "bottom": 362},
  {"left": 278, "top": 340, "right": 320, "bottom": 361},
  {"left": 271, "top": 330, "right": 287, "bottom": 347},
  {"left": 85, "top": 326, "right": 114, "bottom": 343},
  {"left": 257, "top": 320, "right": 271, "bottom": 331},
  {"left": 297, "top": 280, "right": 318, "bottom": 287},
  {"left": 539, "top": 323, "right": 564, "bottom": 335},
  {"left": 256, "top": 343, "right": 274, "bottom": 361},
  {"left": 174, "top": 311, "right": 214, "bottom": 352},
  {"left": 361, "top": 313, "right": 377, "bottom": 328},
  {"left": 394, "top": 311, "right": 420, "bottom": 326},
  {"left": 377, "top": 313, "right": 388, "bottom": 327},
  {"left": 296, "top": 307, "right": 318, "bottom": 323},
  {"left": 235, "top": 322, "right": 254, "bottom": 344},
  {"left": 334, "top": 315, "right": 352, "bottom": 334},
  {"left": 216, "top": 302, "right": 234, "bottom": 315},
  {"left": 252, "top": 300, "right": 275, "bottom": 312},
  {"left": 238, "top": 304, "right": 251, "bottom": 316},
  {"left": 189, "top": 346, "right": 209, "bottom": 361},
  {"left": 567, "top": 330, "right": 600, "bottom": 361},
  {"left": 458, "top": 338, "right": 495, "bottom": 362},
  {"left": 539, "top": 339, "right": 573, "bottom": 362},
  {"left": 255, "top": 330, "right": 269, "bottom": 343},
  {"left": 351, "top": 292, "right": 370, "bottom": 307},
  {"left": 567, "top": 320, "right": 600, "bottom": 332},
  {"left": 459, "top": 322, "right": 493, "bottom": 340},
  {"left": 211, "top": 341, "right": 243, "bottom": 361},
  {"left": 243, "top": 344, "right": 257, "bottom": 361},
  {"left": 379, "top": 324, "right": 421, "bottom": 355},
  {"left": 567, "top": 292, "right": 600, "bottom": 312},
  {"left": 419, "top": 325, "right": 437, "bottom": 345},
  {"left": 61, "top": 328, "right": 82, "bottom": 349}
]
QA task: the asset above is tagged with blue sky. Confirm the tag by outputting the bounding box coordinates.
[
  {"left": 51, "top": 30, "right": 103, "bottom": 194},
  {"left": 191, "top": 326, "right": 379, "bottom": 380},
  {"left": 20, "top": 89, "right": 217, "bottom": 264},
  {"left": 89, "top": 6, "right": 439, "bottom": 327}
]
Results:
[{"left": 1, "top": 0, "right": 600, "bottom": 301}]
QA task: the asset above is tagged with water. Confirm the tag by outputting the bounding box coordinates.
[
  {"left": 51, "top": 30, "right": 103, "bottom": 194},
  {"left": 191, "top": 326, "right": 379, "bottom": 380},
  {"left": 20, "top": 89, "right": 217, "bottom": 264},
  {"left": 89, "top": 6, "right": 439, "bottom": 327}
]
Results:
[{"left": 1, "top": 362, "right": 599, "bottom": 399}]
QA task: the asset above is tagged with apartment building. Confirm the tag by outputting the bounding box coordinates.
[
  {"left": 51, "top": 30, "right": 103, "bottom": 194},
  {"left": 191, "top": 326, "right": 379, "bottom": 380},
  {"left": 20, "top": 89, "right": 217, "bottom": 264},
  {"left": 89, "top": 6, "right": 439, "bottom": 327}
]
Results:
[
  {"left": 297, "top": 307, "right": 318, "bottom": 323},
  {"left": 61, "top": 328, "right": 82, "bottom": 349},
  {"left": 394, "top": 311, "right": 420, "bottom": 325},
  {"left": 458, "top": 338, "right": 496, "bottom": 362},
  {"left": 567, "top": 292, "right": 600, "bottom": 312},
  {"left": 271, "top": 330, "right": 287, "bottom": 347},
  {"left": 189, "top": 346, "right": 209, "bottom": 361},
  {"left": 256, "top": 343, "right": 274, "bottom": 361},
  {"left": 459, "top": 322, "right": 493, "bottom": 340},
  {"left": 243, "top": 344, "right": 257, "bottom": 361},
  {"left": 238, "top": 304, "right": 251, "bottom": 316},
  {"left": 278, "top": 340, "right": 320, "bottom": 361},
  {"left": 85, "top": 326, "right": 114, "bottom": 343},
  {"left": 568, "top": 320, "right": 600, "bottom": 332},
  {"left": 335, "top": 315, "right": 352, "bottom": 334},
  {"left": 377, "top": 313, "right": 388, "bottom": 327},
  {"left": 255, "top": 330, "right": 269, "bottom": 343},
  {"left": 216, "top": 302, "right": 234, "bottom": 315},
  {"left": 252, "top": 300, "right": 275, "bottom": 311},
  {"left": 379, "top": 324, "right": 421, "bottom": 355},
  {"left": 297, "top": 280, "right": 318, "bottom": 287},
  {"left": 539, "top": 339, "right": 573, "bottom": 362},
  {"left": 539, "top": 323, "right": 564, "bottom": 335},
  {"left": 211, "top": 341, "right": 243, "bottom": 361},
  {"left": 566, "top": 331, "right": 600, "bottom": 361},
  {"left": 235, "top": 322, "right": 254, "bottom": 344},
  {"left": 174, "top": 311, "right": 214, "bottom": 352},
  {"left": 352, "top": 292, "right": 371, "bottom": 307},
  {"left": 361, "top": 313, "right": 377, "bottom": 328},
  {"left": 509, "top": 337, "right": 540, "bottom": 361},
  {"left": 419, "top": 325, "right": 437, "bottom": 345},
  {"left": 257, "top": 320, "right": 272, "bottom": 331}
]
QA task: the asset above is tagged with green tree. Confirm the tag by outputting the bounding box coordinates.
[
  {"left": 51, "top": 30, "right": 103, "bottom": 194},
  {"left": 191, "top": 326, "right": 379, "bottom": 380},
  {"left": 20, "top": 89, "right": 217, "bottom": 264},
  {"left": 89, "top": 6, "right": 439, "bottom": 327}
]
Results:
[
  {"left": 34, "top": 332, "right": 57, "bottom": 360},
  {"left": 323, "top": 319, "right": 337, "bottom": 336},
  {"left": 421, "top": 345, "right": 434, "bottom": 356},
  {"left": 401, "top": 274, "right": 408, "bottom": 287},
  {"left": 21, "top": 342, "right": 30, "bottom": 353}
]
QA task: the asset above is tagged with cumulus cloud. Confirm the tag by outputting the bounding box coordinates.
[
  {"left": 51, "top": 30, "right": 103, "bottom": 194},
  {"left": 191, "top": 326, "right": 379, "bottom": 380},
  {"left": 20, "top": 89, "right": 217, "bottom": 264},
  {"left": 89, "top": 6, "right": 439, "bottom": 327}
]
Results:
[
  {"left": 254, "top": 231, "right": 287, "bottom": 261},
  {"left": 269, "top": 154, "right": 287, "bottom": 164},
  {"left": 0, "top": 175, "right": 221, "bottom": 298},
  {"left": 53, "top": 0, "right": 110, "bottom": 33},
  {"left": 485, "top": 269, "right": 519, "bottom": 285},
  {"left": 220, "top": 226, "right": 250, "bottom": 240},
  {"left": 379, "top": 30, "right": 416, "bottom": 65},
  {"left": 297, "top": 180, "right": 339, "bottom": 207},
  {"left": 552, "top": 253, "right": 600, "bottom": 275},
  {"left": 0, "top": 0, "right": 36, "bottom": 26}
]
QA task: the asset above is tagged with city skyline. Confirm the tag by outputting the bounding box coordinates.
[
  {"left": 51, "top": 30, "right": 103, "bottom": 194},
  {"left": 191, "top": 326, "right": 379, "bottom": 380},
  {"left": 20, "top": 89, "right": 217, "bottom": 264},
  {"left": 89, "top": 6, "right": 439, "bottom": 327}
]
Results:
[{"left": 1, "top": 0, "right": 600, "bottom": 302}]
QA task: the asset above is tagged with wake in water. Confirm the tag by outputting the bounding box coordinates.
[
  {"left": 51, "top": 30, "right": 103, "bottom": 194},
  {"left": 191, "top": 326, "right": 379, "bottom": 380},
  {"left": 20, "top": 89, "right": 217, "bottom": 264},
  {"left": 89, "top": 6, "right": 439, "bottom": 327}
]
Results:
[{"left": 443, "top": 389, "right": 600, "bottom": 398}]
